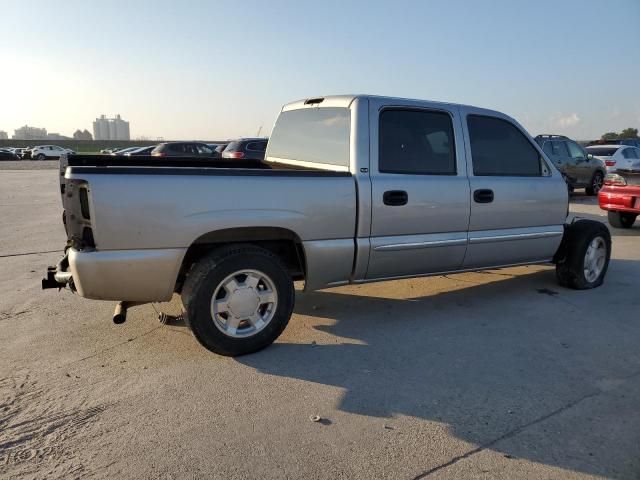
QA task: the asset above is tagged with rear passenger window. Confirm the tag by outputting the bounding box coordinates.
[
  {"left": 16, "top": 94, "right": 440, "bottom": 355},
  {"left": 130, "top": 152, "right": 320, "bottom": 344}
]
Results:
[
  {"left": 551, "top": 141, "right": 569, "bottom": 157},
  {"left": 467, "top": 115, "right": 541, "bottom": 176},
  {"left": 379, "top": 109, "right": 456, "bottom": 175}
]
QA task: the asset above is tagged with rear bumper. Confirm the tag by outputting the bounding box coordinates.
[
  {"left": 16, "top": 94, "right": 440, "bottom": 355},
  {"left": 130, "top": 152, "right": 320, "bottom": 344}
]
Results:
[
  {"left": 43, "top": 247, "right": 186, "bottom": 302},
  {"left": 598, "top": 185, "right": 640, "bottom": 214}
]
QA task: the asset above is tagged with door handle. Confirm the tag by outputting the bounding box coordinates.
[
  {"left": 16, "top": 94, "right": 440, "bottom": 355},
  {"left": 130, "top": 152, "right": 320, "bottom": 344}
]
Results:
[
  {"left": 473, "top": 189, "right": 494, "bottom": 203},
  {"left": 383, "top": 190, "right": 408, "bottom": 206}
]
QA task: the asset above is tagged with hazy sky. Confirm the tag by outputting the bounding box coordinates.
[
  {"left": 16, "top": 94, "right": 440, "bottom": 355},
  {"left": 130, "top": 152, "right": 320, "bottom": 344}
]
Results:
[{"left": 1, "top": 0, "right": 639, "bottom": 140}]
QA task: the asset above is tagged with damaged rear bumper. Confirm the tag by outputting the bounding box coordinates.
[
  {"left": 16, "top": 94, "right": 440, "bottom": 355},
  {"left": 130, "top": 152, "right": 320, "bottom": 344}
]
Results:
[{"left": 42, "top": 247, "right": 186, "bottom": 301}]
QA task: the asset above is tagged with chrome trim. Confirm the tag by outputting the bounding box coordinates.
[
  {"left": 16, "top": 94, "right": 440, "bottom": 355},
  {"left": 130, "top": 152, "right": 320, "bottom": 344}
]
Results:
[
  {"left": 374, "top": 238, "right": 468, "bottom": 251},
  {"left": 469, "top": 231, "right": 563, "bottom": 245}
]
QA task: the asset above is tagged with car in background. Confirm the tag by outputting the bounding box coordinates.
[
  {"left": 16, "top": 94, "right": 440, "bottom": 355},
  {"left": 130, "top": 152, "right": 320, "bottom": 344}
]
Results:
[
  {"left": 221, "top": 138, "right": 268, "bottom": 161},
  {"left": 599, "top": 165, "right": 640, "bottom": 229},
  {"left": 586, "top": 144, "right": 640, "bottom": 172},
  {"left": 589, "top": 138, "right": 640, "bottom": 148},
  {"left": 109, "top": 147, "right": 140, "bottom": 156},
  {"left": 21, "top": 147, "right": 33, "bottom": 159},
  {"left": 13, "top": 148, "right": 25, "bottom": 158},
  {"left": 207, "top": 143, "right": 229, "bottom": 159},
  {"left": 535, "top": 135, "right": 606, "bottom": 195},
  {"left": 123, "top": 146, "right": 156, "bottom": 156},
  {"left": 100, "top": 147, "right": 121, "bottom": 154},
  {"left": 151, "top": 142, "right": 217, "bottom": 157},
  {"left": 31, "top": 145, "right": 75, "bottom": 160},
  {"left": 0, "top": 149, "right": 19, "bottom": 160}
]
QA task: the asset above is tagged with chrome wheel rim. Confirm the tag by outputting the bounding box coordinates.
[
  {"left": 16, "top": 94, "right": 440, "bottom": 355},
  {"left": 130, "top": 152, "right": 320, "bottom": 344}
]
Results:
[
  {"left": 210, "top": 269, "right": 278, "bottom": 338},
  {"left": 583, "top": 236, "right": 606, "bottom": 283},
  {"left": 592, "top": 174, "right": 603, "bottom": 193}
]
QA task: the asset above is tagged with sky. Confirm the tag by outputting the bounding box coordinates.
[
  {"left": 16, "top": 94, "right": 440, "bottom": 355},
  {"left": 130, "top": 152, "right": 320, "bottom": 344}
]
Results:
[{"left": 1, "top": 0, "right": 639, "bottom": 141}]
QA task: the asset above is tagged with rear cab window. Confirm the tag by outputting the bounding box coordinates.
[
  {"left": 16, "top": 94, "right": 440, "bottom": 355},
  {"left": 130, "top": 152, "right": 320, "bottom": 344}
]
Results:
[
  {"left": 467, "top": 115, "right": 543, "bottom": 176},
  {"left": 266, "top": 107, "right": 351, "bottom": 171}
]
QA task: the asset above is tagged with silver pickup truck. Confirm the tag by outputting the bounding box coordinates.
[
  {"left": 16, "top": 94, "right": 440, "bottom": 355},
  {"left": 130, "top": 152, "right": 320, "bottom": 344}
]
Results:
[{"left": 44, "top": 95, "right": 611, "bottom": 356}]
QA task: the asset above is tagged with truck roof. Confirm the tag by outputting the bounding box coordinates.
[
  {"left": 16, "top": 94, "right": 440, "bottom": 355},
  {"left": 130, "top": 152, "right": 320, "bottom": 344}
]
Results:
[{"left": 281, "top": 94, "right": 506, "bottom": 119}]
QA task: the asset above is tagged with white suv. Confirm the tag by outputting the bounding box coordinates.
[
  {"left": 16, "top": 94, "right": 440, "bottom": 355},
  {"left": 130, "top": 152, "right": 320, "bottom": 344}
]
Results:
[{"left": 31, "top": 145, "right": 75, "bottom": 160}]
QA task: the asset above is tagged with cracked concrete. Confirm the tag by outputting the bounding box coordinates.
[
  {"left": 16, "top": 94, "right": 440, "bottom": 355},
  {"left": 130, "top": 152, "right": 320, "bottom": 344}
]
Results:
[{"left": 1, "top": 165, "right": 639, "bottom": 479}]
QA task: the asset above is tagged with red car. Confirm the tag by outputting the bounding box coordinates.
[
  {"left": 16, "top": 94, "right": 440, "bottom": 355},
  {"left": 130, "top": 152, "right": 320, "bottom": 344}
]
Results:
[{"left": 598, "top": 172, "right": 640, "bottom": 228}]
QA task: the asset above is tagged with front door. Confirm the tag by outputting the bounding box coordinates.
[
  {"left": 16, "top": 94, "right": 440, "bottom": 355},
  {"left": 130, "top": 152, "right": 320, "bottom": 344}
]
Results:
[
  {"left": 366, "top": 100, "right": 470, "bottom": 279},
  {"left": 461, "top": 109, "right": 567, "bottom": 269},
  {"left": 565, "top": 140, "right": 591, "bottom": 184}
]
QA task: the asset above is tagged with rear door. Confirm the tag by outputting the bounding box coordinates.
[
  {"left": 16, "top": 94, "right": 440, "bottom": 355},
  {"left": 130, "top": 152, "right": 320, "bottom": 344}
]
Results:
[
  {"left": 366, "top": 99, "right": 470, "bottom": 279},
  {"left": 460, "top": 109, "right": 567, "bottom": 269}
]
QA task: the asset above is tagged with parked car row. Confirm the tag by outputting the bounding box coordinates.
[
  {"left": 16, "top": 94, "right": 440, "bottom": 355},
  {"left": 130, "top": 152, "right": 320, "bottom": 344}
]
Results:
[
  {"left": 95, "top": 138, "right": 269, "bottom": 161},
  {"left": 0, "top": 145, "right": 76, "bottom": 160}
]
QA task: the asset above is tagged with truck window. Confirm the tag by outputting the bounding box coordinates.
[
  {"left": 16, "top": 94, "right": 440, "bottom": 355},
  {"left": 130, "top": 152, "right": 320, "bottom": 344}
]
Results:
[
  {"left": 379, "top": 109, "right": 456, "bottom": 175},
  {"left": 467, "top": 115, "right": 541, "bottom": 176},
  {"left": 266, "top": 107, "right": 350, "bottom": 170}
]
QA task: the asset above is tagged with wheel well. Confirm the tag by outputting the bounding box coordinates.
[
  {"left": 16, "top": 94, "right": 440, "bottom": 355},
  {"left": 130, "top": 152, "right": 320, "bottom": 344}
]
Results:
[{"left": 175, "top": 227, "right": 306, "bottom": 293}]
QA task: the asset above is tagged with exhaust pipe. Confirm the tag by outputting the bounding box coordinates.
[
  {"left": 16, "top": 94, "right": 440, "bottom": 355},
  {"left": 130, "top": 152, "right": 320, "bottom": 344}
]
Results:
[
  {"left": 112, "top": 301, "right": 147, "bottom": 324},
  {"left": 113, "top": 301, "right": 128, "bottom": 324}
]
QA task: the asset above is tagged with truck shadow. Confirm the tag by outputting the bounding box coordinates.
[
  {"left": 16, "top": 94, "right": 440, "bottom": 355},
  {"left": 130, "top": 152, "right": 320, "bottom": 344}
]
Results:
[{"left": 237, "top": 260, "right": 640, "bottom": 478}]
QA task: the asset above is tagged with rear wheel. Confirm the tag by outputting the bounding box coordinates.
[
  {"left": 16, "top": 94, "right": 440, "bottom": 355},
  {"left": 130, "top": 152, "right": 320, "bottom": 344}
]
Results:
[
  {"left": 36, "top": 153, "right": 46, "bottom": 160},
  {"left": 181, "top": 245, "right": 295, "bottom": 356},
  {"left": 556, "top": 220, "right": 611, "bottom": 289},
  {"left": 608, "top": 211, "right": 637, "bottom": 229},
  {"left": 585, "top": 171, "right": 604, "bottom": 196}
]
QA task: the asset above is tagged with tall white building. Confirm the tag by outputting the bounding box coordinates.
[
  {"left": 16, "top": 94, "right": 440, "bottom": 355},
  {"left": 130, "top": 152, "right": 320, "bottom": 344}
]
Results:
[{"left": 93, "top": 114, "right": 130, "bottom": 140}]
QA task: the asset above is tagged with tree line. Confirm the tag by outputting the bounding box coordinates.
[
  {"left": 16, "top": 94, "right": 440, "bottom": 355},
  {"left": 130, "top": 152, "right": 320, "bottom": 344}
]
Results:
[{"left": 601, "top": 128, "right": 638, "bottom": 141}]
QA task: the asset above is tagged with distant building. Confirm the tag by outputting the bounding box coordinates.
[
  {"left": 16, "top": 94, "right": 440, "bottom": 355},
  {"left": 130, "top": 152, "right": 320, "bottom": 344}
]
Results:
[
  {"left": 73, "top": 129, "right": 93, "bottom": 140},
  {"left": 93, "top": 114, "right": 130, "bottom": 140},
  {"left": 46, "top": 133, "right": 71, "bottom": 140},
  {"left": 0, "top": 130, "right": 7, "bottom": 140},
  {"left": 13, "top": 125, "right": 48, "bottom": 140}
]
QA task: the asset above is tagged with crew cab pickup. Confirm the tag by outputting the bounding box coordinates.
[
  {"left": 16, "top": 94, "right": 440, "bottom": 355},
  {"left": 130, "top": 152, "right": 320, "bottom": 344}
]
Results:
[{"left": 44, "top": 95, "right": 612, "bottom": 356}]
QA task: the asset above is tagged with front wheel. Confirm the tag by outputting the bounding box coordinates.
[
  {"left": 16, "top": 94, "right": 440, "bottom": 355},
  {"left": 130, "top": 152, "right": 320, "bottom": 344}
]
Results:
[
  {"left": 36, "top": 153, "right": 46, "bottom": 160},
  {"left": 608, "top": 211, "right": 637, "bottom": 229},
  {"left": 181, "top": 245, "right": 295, "bottom": 356},
  {"left": 556, "top": 220, "right": 611, "bottom": 290},
  {"left": 585, "top": 171, "right": 604, "bottom": 196}
]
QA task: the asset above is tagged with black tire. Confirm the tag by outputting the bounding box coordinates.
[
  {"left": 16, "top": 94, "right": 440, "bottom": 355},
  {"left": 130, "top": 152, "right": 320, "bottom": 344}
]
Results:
[
  {"left": 607, "top": 211, "right": 636, "bottom": 229},
  {"left": 36, "top": 153, "right": 46, "bottom": 160},
  {"left": 555, "top": 220, "right": 611, "bottom": 290},
  {"left": 181, "top": 244, "right": 295, "bottom": 356},
  {"left": 585, "top": 171, "right": 604, "bottom": 196}
]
